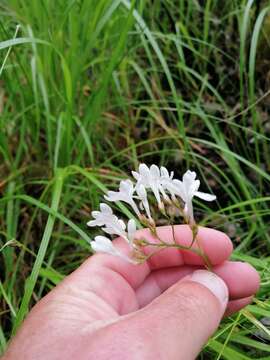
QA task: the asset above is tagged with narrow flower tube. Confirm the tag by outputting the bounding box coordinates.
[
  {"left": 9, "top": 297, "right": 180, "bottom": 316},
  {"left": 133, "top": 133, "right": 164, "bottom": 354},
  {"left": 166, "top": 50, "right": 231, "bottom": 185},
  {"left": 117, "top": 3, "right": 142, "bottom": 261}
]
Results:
[
  {"left": 136, "top": 184, "right": 153, "bottom": 221},
  {"left": 149, "top": 165, "right": 163, "bottom": 209},
  {"left": 127, "top": 219, "right": 137, "bottom": 245}
]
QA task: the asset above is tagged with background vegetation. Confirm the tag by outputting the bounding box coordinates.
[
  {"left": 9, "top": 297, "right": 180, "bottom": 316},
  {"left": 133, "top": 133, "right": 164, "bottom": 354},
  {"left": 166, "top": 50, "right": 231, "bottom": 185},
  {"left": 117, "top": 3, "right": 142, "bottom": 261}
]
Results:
[{"left": 0, "top": 0, "right": 270, "bottom": 358}]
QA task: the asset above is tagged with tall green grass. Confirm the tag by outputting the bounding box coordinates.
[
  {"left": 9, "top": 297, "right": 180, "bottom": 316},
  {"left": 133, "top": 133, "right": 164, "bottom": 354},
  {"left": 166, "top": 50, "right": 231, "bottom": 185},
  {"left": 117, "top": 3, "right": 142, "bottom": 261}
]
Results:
[{"left": 0, "top": 1, "right": 270, "bottom": 358}]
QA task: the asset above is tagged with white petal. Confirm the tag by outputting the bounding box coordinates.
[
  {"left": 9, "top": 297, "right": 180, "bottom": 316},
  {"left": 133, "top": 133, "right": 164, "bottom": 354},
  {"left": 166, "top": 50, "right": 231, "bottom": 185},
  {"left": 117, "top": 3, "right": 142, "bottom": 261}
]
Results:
[
  {"left": 101, "top": 226, "right": 114, "bottom": 235},
  {"left": 132, "top": 171, "right": 140, "bottom": 180},
  {"left": 172, "top": 179, "right": 182, "bottom": 187},
  {"left": 183, "top": 170, "right": 197, "bottom": 182},
  {"left": 118, "top": 219, "right": 126, "bottom": 230},
  {"left": 183, "top": 171, "right": 197, "bottom": 192},
  {"left": 94, "top": 235, "right": 112, "bottom": 246},
  {"left": 195, "top": 191, "right": 216, "bottom": 201},
  {"left": 120, "top": 179, "right": 133, "bottom": 193},
  {"left": 160, "top": 166, "right": 169, "bottom": 178},
  {"left": 91, "top": 210, "right": 100, "bottom": 217},
  {"left": 87, "top": 218, "right": 104, "bottom": 226},
  {"left": 91, "top": 236, "right": 115, "bottom": 254},
  {"left": 150, "top": 164, "right": 160, "bottom": 178},
  {"left": 91, "top": 236, "right": 134, "bottom": 263},
  {"left": 188, "top": 179, "right": 200, "bottom": 196},
  {"left": 138, "top": 163, "right": 150, "bottom": 179},
  {"left": 102, "top": 218, "right": 126, "bottom": 237},
  {"left": 87, "top": 219, "right": 99, "bottom": 227},
  {"left": 100, "top": 203, "right": 113, "bottom": 214},
  {"left": 104, "top": 191, "right": 120, "bottom": 202}
]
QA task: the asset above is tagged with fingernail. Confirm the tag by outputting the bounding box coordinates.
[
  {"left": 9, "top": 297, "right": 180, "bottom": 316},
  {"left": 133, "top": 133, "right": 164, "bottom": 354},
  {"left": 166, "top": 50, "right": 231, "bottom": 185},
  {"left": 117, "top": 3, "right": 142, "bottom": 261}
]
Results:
[{"left": 191, "top": 270, "right": 229, "bottom": 311}]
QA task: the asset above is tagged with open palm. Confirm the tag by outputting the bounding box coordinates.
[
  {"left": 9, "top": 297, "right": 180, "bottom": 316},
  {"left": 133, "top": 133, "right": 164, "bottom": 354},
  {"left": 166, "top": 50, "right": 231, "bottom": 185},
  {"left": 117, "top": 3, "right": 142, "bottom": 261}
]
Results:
[{"left": 4, "top": 225, "right": 260, "bottom": 360}]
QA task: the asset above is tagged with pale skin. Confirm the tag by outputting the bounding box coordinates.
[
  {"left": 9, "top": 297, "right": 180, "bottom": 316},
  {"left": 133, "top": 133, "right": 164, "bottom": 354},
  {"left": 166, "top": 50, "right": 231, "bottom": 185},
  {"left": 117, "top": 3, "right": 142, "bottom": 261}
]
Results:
[{"left": 3, "top": 225, "right": 260, "bottom": 360}]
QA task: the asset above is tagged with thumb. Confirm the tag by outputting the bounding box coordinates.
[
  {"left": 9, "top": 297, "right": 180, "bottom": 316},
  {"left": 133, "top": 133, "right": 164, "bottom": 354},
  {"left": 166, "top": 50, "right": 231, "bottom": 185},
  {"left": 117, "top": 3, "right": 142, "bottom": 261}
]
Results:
[{"left": 127, "top": 270, "right": 229, "bottom": 360}]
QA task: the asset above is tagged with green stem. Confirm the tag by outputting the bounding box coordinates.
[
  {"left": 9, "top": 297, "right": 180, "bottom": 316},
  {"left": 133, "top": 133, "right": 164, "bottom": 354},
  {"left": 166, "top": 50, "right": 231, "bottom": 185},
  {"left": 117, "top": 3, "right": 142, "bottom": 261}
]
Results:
[
  {"left": 139, "top": 229, "right": 213, "bottom": 271},
  {"left": 186, "top": 223, "right": 198, "bottom": 249}
]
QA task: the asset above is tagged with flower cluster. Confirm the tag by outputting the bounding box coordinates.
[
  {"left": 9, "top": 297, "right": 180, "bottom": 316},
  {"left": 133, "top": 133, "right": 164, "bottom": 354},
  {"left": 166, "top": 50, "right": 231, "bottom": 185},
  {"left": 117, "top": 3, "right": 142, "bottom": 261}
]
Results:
[{"left": 87, "top": 164, "right": 216, "bottom": 264}]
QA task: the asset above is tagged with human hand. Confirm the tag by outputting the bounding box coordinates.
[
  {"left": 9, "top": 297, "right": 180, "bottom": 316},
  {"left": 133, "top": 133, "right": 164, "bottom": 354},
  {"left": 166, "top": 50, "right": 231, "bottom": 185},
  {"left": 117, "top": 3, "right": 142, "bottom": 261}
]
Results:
[{"left": 3, "top": 225, "right": 260, "bottom": 360}]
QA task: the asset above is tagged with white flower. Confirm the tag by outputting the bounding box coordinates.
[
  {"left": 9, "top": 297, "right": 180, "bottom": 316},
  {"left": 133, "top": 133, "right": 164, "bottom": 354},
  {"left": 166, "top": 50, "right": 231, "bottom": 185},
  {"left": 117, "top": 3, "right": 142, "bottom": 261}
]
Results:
[
  {"left": 90, "top": 236, "right": 134, "bottom": 263},
  {"left": 87, "top": 202, "right": 137, "bottom": 245},
  {"left": 104, "top": 179, "right": 141, "bottom": 217},
  {"left": 136, "top": 184, "right": 153, "bottom": 220},
  {"left": 132, "top": 164, "right": 165, "bottom": 209},
  {"left": 87, "top": 203, "right": 115, "bottom": 227},
  {"left": 171, "top": 170, "right": 216, "bottom": 224},
  {"left": 102, "top": 217, "right": 137, "bottom": 246},
  {"left": 88, "top": 202, "right": 128, "bottom": 240},
  {"left": 102, "top": 217, "right": 127, "bottom": 239}
]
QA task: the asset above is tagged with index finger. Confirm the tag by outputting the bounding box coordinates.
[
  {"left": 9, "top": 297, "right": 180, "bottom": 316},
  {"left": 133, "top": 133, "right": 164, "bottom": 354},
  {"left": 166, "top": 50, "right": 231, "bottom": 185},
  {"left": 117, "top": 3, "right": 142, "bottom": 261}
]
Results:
[
  {"left": 71, "top": 225, "right": 233, "bottom": 290},
  {"left": 134, "top": 225, "right": 233, "bottom": 270}
]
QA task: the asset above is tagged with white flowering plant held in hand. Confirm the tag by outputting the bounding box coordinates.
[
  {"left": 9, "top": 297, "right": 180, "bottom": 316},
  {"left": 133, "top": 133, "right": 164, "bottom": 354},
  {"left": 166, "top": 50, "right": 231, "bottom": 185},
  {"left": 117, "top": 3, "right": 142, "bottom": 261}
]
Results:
[{"left": 87, "top": 164, "right": 216, "bottom": 267}]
